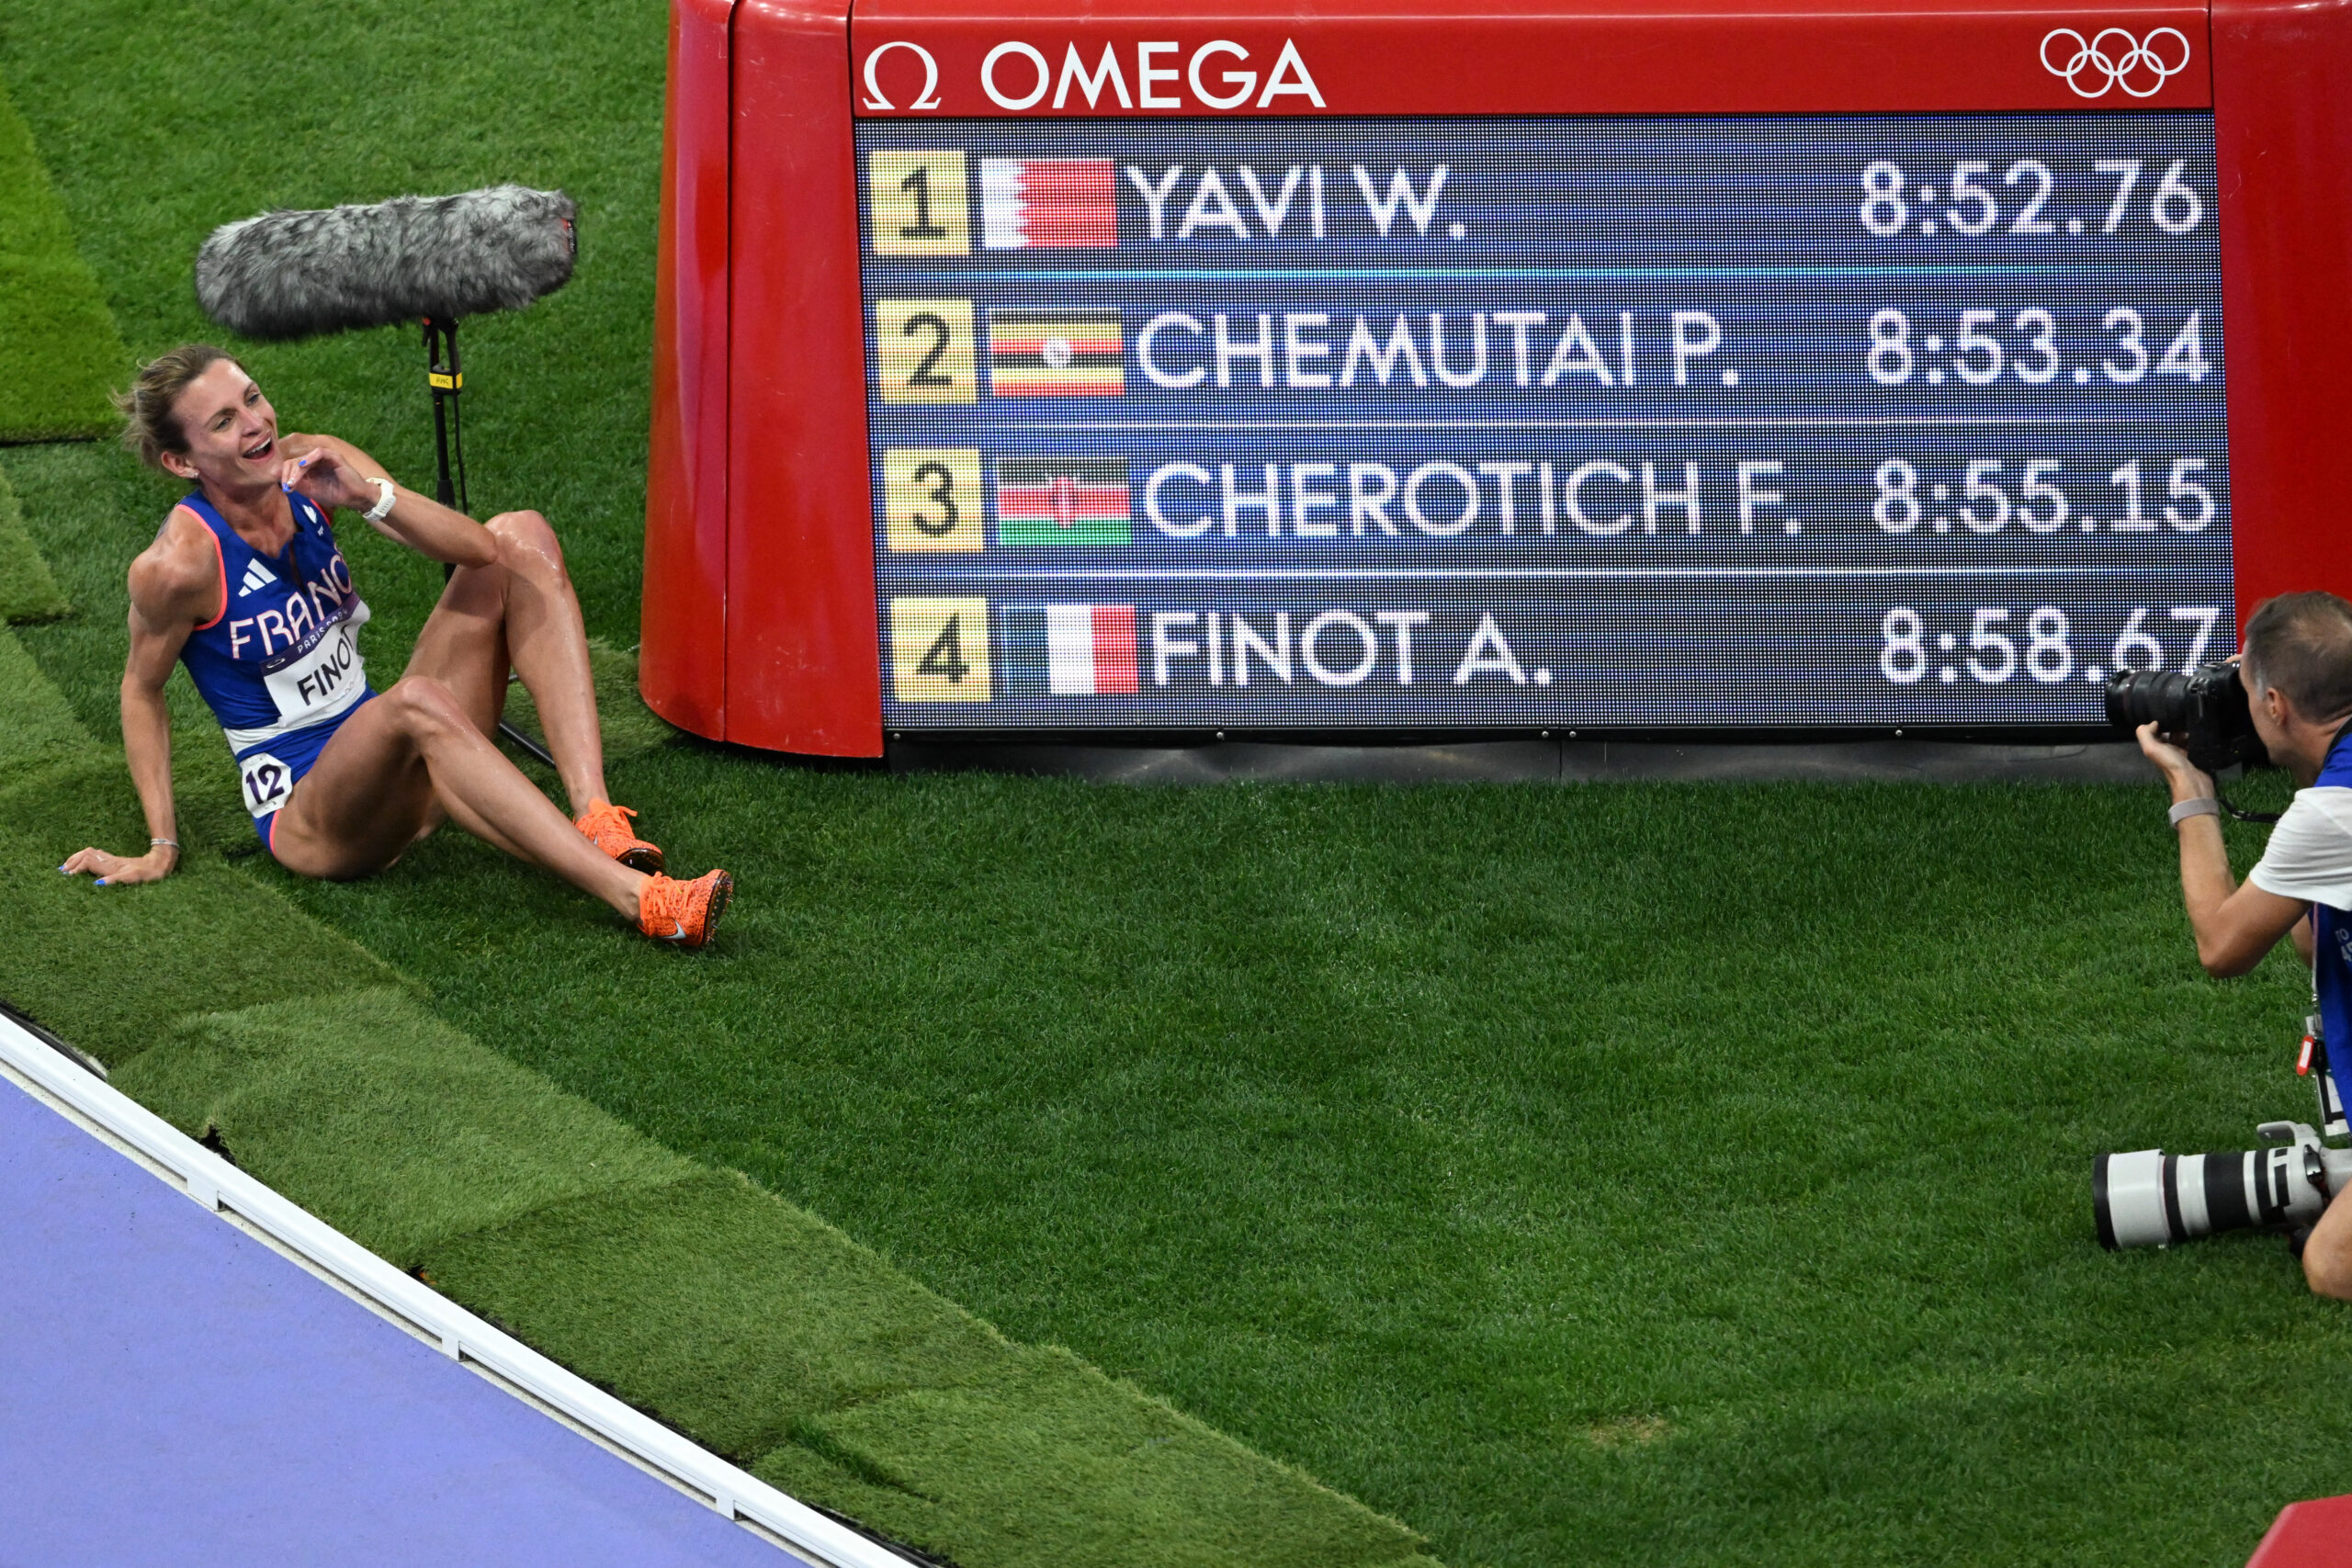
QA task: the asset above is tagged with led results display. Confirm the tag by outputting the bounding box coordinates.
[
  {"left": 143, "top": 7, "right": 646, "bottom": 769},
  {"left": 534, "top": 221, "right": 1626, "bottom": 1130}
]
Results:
[{"left": 856, "top": 115, "right": 2229, "bottom": 729}]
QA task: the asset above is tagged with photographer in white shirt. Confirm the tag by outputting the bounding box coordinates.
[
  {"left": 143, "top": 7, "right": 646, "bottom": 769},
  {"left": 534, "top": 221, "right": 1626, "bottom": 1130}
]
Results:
[{"left": 2137, "top": 591, "right": 2352, "bottom": 1298}]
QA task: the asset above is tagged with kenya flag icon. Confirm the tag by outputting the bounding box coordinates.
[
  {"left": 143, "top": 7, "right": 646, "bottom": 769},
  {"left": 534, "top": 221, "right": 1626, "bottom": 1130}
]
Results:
[
  {"left": 997, "top": 458, "right": 1131, "bottom": 547},
  {"left": 980, "top": 158, "right": 1117, "bottom": 249},
  {"left": 1046, "top": 604, "right": 1139, "bottom": 695}
]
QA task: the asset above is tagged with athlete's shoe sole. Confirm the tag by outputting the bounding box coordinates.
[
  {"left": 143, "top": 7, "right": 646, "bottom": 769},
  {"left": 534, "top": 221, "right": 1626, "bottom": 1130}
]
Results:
[{"left": 576, "top": 800, "right": 664, "bottom": 875}]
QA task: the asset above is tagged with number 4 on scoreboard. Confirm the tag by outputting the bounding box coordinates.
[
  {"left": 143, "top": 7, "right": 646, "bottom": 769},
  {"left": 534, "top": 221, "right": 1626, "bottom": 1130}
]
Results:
[{"left": 890, "top": 597, "right": 993, "bottom": 702}]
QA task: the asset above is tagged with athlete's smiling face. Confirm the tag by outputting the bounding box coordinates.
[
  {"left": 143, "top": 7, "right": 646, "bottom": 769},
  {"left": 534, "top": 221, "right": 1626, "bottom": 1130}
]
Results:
[{"left": 159, "top": 358, "right": 280, "bottom": 491}]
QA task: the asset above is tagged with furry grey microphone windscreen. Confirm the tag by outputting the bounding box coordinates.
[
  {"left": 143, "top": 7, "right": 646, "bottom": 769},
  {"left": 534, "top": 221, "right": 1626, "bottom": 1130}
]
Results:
[{"left": 194, "top": 185, "right": 577, "bottom": 341}]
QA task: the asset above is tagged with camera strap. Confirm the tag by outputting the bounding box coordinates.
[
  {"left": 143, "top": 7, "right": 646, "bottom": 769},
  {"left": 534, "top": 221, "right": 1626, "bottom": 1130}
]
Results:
[{"left": 2305, "top": 1012, "right": 2349, "bottom": 1140}]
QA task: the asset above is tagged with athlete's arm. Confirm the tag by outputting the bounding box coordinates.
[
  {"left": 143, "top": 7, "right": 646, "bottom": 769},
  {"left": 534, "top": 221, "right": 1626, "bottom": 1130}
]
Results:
[
  {"left": 62, "top": 520, "right": 213, "bottom": 886},
  {"left": 2137, "top": 721, "right": 2309, "bottom": 976},
  {"left": 277, "top": 433, "right": 497, "bottom": 569}
]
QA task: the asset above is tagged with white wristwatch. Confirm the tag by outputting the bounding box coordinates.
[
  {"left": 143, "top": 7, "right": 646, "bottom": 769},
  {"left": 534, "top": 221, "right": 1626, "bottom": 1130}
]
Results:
[{"left": 361, "top": 475, "right": 398, "bottom": 522}]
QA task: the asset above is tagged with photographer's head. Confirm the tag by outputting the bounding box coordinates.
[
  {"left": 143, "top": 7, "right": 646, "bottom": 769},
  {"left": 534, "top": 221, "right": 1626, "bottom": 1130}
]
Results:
[{"left": 2242, "top": 591, "right": 2352, "bottom": 783}]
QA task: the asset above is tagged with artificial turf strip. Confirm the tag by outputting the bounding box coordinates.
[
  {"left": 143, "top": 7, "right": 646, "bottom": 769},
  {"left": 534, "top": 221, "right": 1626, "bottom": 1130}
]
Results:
[
  {"left": 0, "top": 467, "right": 68, "bottom": 621},
  {"left": 107, "top": 988, "right": 1435, "bottom": 1568},
  {"left": 117, "top": 987, "right": 699, "bottom": 1267},
  {"left": 423, "top": 1175, "right": 1431, "bottom": 1568},
  {"left": 0, "top": 83, "right": 126, "bottom": 441},
  {"left": 421, "top": 1171, "right": 1023, "bottom": 1457},
  {"left": 755, "top": 1351, "right": 1443, "bottom": 1568}
]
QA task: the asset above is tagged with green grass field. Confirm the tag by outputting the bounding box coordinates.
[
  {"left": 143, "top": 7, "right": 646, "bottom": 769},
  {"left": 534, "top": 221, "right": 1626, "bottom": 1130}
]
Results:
[{"left": 6, "top": 5, "right": 2351, "bottom": 1564}]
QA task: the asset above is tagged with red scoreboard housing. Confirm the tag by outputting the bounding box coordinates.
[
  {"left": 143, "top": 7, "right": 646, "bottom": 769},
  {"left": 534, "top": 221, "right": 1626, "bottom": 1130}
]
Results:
[{"left": 642, "top": 0, "right": 2352, "bottom": 757}]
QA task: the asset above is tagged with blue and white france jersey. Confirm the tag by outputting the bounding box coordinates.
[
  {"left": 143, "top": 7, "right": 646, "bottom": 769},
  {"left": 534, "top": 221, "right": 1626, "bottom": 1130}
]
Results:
[{"left": 174, "top": 490, "right": 375, "bottom": 824}]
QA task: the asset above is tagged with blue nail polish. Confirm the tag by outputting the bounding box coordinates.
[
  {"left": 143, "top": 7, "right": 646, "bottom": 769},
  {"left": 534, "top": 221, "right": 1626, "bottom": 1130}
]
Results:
[{"left": 94, "top": 878, "right": 107, "bottom": 887}]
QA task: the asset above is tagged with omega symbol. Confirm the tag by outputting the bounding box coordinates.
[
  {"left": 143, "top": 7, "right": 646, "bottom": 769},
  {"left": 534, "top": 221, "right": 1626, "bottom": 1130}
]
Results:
[
  {"left": 2040, "top": 27, "right": 2191, "bottom": 98},
  {"left": 862, "top": 41, "right": 943, "bottom": 110}
]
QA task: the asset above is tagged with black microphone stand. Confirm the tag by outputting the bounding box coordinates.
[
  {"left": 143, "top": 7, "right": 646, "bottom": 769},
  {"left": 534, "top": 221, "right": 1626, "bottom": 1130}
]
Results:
[
  {"left": 423, "top": 315, "right": 469, "bottom": 516},
  {"left": 423, "top": 315, "right": 557, "bottom": 769}
]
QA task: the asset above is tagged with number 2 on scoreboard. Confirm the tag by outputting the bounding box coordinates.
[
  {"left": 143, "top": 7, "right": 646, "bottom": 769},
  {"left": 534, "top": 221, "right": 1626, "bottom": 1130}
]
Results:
[
  {"left": 876, "top": 299, "right": 977, "bottom": 404},
  {"left": 890, "top": 597, "right": 993, "bottom": 702}
]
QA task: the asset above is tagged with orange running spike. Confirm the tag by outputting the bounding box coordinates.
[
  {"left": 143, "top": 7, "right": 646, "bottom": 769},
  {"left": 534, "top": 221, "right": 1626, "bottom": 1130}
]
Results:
[
  {"left": 637, "top": 869, "right": 732, "bottom": 948},
  {"left": 575, "top": 800, "right": 663, "bottom": 874}
]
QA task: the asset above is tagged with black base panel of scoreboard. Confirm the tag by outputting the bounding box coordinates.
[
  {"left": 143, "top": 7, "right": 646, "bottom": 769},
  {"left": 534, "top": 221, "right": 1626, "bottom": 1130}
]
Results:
[
  {"left": 878, "top": 729, "right": 2150, "bottom": 785},
  {"left": 876, "top": 722, "right": 2128, "bottom": 746},
  {"left": 857, "top": 112, "right": 2231, "bottom": 735}
]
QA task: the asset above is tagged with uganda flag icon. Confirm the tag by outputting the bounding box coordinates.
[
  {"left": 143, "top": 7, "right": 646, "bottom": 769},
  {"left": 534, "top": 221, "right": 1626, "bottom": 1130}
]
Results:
[
  {"left": 979, "top": 158, "right": 1117, "bottom": 249},
  {"left": 996, "top": 458, "right": 1131, "bottom": 547},
  {"left": 989, "top": 309, "right": 1123, "bottom": 397},
  {"left": 1045, "top": 604, "right": 1139, "bottom": 694}
]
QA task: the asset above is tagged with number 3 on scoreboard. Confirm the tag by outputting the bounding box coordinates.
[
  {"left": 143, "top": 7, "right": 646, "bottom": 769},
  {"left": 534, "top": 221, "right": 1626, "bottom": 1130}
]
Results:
[
  {"left": 882, "top": 449, "right": 983, "bottom": 551},
  {"left": 876, "top": 299, "right": 977, "bottom": 404},
  {"left": 890, "top": 597, "right": 993, "bottom": 702}
]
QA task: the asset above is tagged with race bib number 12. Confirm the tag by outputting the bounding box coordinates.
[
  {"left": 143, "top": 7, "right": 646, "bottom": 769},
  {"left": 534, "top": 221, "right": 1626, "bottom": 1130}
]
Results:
[{"left": 240, "top": 751, "right": 292, "bottom": 819}]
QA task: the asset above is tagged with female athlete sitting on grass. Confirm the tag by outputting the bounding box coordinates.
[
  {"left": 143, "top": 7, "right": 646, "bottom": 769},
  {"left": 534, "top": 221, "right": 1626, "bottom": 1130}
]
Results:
[{"left": 59, "top": 344, "right": 732, "bottom": 947}]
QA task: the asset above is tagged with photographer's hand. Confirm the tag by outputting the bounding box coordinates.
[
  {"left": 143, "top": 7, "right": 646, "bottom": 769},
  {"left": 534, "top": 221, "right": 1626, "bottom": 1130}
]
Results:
[
  {"left": 2138, "top": 719, "right": 2306, "bottom": 975},
  {"left": 2135, "top": 720, "right": 2218, "bottom": 805}
]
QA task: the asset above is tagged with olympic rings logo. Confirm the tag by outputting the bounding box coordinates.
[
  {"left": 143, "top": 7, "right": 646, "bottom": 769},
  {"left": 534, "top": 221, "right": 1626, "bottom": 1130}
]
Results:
[{"left": 2041, "top": 26, "right": 2192, "bottom": 98}]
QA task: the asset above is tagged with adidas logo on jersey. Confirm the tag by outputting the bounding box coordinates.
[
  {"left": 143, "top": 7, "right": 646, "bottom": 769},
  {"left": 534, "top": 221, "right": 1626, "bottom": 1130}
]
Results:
[{"left": 238, "top": 560, "right": 276, "bottom": 598}]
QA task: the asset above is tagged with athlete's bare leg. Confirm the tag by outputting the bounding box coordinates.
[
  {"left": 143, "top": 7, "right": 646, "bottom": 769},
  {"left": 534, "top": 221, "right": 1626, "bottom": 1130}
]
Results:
[
  {"left": 265, "top": 509, "right": 639, "bottom": 913},
  {"left": 401, "top": 509, "right": 611, "bottom": 813},
  {"left": 266, "top": 674, "right": 645, "bottom": 915}
]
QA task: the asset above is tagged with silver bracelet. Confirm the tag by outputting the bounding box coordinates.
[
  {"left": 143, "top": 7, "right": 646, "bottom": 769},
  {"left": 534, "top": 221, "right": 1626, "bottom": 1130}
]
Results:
[{"left": 2168, "top": 797, "right": 2222, "bottom": 826}]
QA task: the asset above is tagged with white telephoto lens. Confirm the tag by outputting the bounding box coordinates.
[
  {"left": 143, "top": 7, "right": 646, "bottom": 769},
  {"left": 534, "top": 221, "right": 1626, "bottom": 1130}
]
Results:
[{"left": 2095, "top": 1149, "right": 2174, "bottom": 1248}]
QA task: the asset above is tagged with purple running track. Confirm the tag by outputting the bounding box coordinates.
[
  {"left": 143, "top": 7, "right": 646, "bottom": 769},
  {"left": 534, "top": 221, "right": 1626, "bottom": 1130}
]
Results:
[{"left": 0, "top": 1073, "right": 810, "bottom": 1568}]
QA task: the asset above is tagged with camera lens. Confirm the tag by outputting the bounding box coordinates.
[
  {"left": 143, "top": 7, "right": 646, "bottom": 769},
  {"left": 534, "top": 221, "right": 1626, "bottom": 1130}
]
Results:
[
  {"left": 2103, "top": 669, "right": 2191, "bottom": 731},
  {"left": 2094, "top": 1145, "right": 2295, "bottom": 1248}
]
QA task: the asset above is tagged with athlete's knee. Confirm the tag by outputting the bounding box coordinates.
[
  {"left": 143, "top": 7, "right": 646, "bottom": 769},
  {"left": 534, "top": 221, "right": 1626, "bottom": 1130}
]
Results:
[
  {"left": 383, "top": 674, "right": 473, "bottom": 740},
  {"left": 485, "top": 509, "right": 566, "bottom": 581}
]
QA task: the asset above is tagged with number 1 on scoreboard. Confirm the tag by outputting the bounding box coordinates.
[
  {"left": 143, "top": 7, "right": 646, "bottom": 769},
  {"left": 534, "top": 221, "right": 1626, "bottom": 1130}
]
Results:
[{"left": 868, "top": 152, "right": 970, "bottom": 256}]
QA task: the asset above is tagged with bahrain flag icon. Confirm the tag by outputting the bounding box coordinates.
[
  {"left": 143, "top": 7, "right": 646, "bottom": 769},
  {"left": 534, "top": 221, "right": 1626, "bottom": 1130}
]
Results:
[{"left": 979, "top": 158, "right": 1117, "bottom": 249}]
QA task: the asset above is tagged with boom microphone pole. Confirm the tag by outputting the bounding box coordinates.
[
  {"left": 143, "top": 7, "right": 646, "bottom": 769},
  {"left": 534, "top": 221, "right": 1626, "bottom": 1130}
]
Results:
[{"left": 196, "top": 186, "right": 578, "bottom": 765}]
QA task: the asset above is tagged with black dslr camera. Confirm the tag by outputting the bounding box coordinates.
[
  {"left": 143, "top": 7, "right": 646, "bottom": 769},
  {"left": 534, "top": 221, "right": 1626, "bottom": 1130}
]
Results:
[{"left": 2104, "top": 662, "right": 2269, "bottom": 774}]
